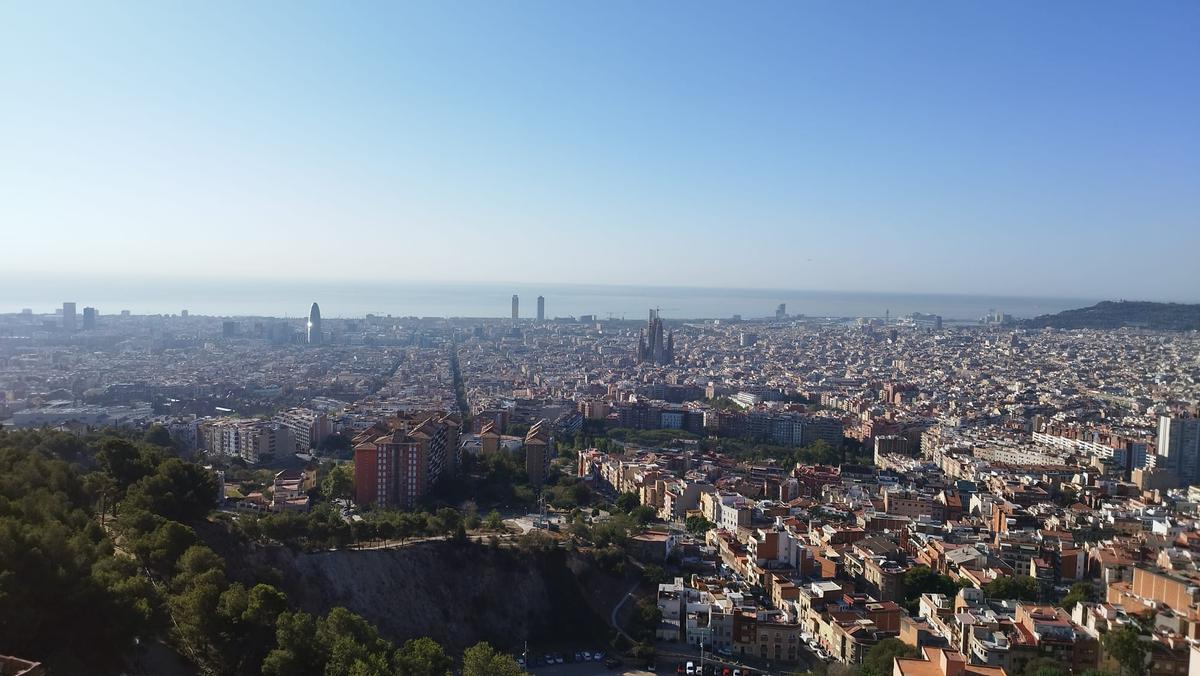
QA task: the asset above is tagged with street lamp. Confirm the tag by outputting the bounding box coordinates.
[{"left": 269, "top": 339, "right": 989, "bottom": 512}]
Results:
[{"left": 696, "top": 626, "right": 713, "bottom": 674}]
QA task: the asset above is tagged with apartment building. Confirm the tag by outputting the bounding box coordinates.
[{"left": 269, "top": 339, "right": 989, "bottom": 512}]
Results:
[
  {"left": 272, "top": 407, "right": 333, "bottom": 452},
  {"left": 525, "top": 419, "right": 551, "bottom": 487},
  {"left": 352, "top": 412, "right": 460, "bottom": 508},
  {"left": 200, "top": 418, "right": 295, "bottom": 464}
]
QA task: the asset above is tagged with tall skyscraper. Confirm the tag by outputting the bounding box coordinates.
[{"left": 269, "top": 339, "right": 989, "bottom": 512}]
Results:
[
  {"left": 61, "top": 302, "right": 77, "bottom": 330},
  {"left": 307, "top": 302, "right": 322, "bottom": 344},
  {"left": 1158, "top": 415, "right": 1200, "bottom": 485},
  {"left": 636, "top": 309, "right": 674, "bottom": 365},
  {"left": 776, "top": 303, "right": 787, "bottom": 320},
  {"left": 82, "top": 307, "right": 97, "bottom": 330},
  {"left": 511, "top": 294, "right": 519, "bottom": 322},
  {"left": 537, "top": 295, "right": 545, "bottom": 321}
]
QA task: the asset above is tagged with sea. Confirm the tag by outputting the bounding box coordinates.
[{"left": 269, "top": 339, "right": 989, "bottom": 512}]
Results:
[{"left": 0, "top": 275, "right": 1098, "bottom": 322}]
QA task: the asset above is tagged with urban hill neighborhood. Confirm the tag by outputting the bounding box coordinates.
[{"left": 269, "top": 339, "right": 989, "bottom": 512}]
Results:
[{"left": 1, "top": 301, "right": 1199, "bottom": 676}]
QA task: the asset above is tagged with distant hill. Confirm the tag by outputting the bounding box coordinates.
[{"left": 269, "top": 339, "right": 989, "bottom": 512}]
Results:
[{"left": 1023, "top": 300, "right": 1200, "bottom": 330}]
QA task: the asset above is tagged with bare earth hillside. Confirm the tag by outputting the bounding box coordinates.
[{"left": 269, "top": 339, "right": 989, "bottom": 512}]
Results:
[{"left": 270, "top": 540, "right": 616, "bottom": 652}]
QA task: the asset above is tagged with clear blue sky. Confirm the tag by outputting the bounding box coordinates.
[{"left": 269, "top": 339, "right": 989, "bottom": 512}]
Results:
[{"left": 2, "top": 1, "right": 1197, "bottom": 300}]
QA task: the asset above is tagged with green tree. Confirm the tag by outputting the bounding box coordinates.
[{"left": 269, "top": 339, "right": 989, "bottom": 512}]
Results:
[
  {"left": 322, "top": 463, "right": 355, "bottom": 503},
  {"left": 616, "top": 491, "right": 640, "bottom": 513},
  {"left": 97, "top": 437, "right": 160, "bottom": 488},
  {"left": 1022, "top": 657, "right": 1070, "bottom": 676},
  {"left": 144, "top": 424, "right": 174, "bottom": 447},
  {"left": 629, "top": 597, "right": 664, "bottom": 642},
  {"left": 795, "top": 438, "right": 842, "bottom": 466},
  {"left": 631, "top": 504, "right": 657, "bottom": 525},
  {"left": 642, "top": 564, "right": 666, "bottom": 586},
  {"left": 983, "top": 575, "right": 1039, "bottom": 602},
  {"left": 262, "top": 611, "right": 320, "bottom": 676},
  {"left": 317, "top": 607, "right": 393, "bottom": 676},
  {"left": 860, "top": 638, "right": 918, "bottom": 676},
  {"left": 432, "top": 507, "right": 463, "bottom": 535},
  {"left": 631, "top": 641, "right": 656, "bottom": 663},
  {"left": 124, "top": 458, "right": 217, "bottom": 523},
  {"left": 1103, "top": 627, "right": 1148, "bottom": 676},
  {"left": 394, "top": 637, "right": 453, "bottom": 676},
  {"left": 168, "top": 567, "right": 228, "bottom": 668},
  {"left": 901, "top": 566, "right": 959, "bottom": 611},
  {"left": 461, "top": 641, "right": 527, "bottom": 676},
  {"left": 463, "top": 504, "right": 482, "bottom": 530},
  {"left": 685, "top": 515, "right": 714, "bottom": 536},
  {"left": 483, "top": 510, "right": 505, "bottom": 531},
  {"left": 83, "top": 470, "right": 120, "bottom": 523},
  {"left": 1060, "top": 581, "right": 1096, "bottom": 610},
  {"left": 0, "top": 438, "right": 159, "bottom": 669},
  {"left": 128, "top": 518, "right": 199, "bottom": 577},
  {"left": 209, "top": 582, "right": 290, "bottom": 673}
]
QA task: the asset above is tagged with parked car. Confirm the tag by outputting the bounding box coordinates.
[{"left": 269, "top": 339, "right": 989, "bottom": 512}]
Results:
[
  {"left": 686, "top": 661, "right": 696, "bottom": 675},
  {"left": 605, "top": 656, "right": 621, "bottom": 669}
]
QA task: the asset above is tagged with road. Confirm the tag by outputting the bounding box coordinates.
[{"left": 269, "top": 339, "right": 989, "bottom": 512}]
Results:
[
  {"left": 346, "top": 532, "right": 521, "bottom": 550},
  {"left": 529, "top": 663, "right": 653, "bottom": 676},
  {"left": 610, "top": 577, "right": 643, "bottom": 643},
  {"left": 652, "top": 641, "right": 815, "bottom": 676}
]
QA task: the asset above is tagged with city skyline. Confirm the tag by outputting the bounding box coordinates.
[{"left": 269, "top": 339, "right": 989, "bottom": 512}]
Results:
[
  {"left": 3, "top": 2, "right": 1198, "bottom": 299},
  {"left": 0, "top": 283, "right": 1115, "bottom": 322},
  {"left": 5, "top": 3, "right": 1200, "bottom": 674}
]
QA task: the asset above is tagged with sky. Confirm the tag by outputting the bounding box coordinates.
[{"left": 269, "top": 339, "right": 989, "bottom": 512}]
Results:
[{"left": 2, "top": 1, "right": 1198, "bottom": 301}]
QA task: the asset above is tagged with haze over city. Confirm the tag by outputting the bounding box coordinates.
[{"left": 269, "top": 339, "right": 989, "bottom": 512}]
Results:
[{"left": 3, "top": 2, "right": 1198, "bottom": 301}]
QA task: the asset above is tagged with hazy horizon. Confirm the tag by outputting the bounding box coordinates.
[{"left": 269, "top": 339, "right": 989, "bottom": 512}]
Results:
[
  {"left": 3, "top": 2, "right": 1198, "bottom": 299},
  {"left": 0, "top": 273, "right": 1122, "bottom": 320}
]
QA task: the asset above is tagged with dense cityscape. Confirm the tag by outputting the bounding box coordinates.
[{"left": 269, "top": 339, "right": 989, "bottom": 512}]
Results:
[
  {"left": 2, "top": 296, "right": 1199, "bottom": 676},
  {"left": 4, "top": 2, "right": 1198, "bottom": 676}
]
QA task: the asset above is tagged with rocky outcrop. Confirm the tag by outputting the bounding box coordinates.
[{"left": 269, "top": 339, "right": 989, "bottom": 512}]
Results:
[{"left": 274, "top": 540, "right": 610, "bottom": 652}]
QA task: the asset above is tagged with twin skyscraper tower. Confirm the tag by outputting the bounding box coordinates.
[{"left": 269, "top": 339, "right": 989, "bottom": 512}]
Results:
[{"left": 510, "top": 294, "right": 546, "bottom": 322}]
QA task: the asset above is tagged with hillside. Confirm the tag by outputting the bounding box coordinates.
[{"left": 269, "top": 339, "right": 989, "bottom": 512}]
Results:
[
  {"left": 1023, "top": 300, "right": 1200, "bottom": 331},
  {"left": 266, "top": 539, "right": 619, "bottom": 653}
]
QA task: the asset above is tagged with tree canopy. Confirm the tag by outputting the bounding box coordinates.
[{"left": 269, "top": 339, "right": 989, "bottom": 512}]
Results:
[
  {"left": 1060, "top": 581, "right": 1095, "bottom": 610},
  {"left": 983, "top": 575, "right": 1040, "bottom": 602},
  {"left": 461, "top": 641, "right": 527, "bottom": 676},
  {"left": 0, "top": 427, "right": 510, "bottom": 676},
  {"left": 901, "top": 566, "right": 959, "bottom": 611},
  {"left": 1102, "top": 627, "right": 1148, "bottom": 676},
  {"left": 860, "top": 638, "right": 918, "bottom": 676}
]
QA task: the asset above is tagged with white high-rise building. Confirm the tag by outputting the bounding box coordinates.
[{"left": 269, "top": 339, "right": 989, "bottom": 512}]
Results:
[{"left": 1158, "top": 415, "right": 1200, "bottom": 486}]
